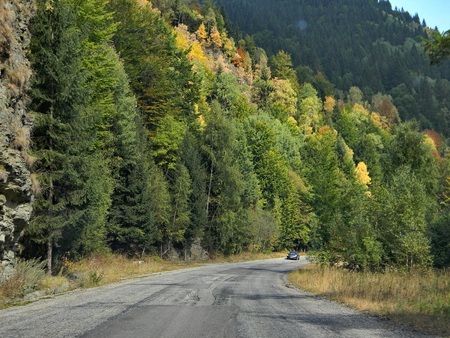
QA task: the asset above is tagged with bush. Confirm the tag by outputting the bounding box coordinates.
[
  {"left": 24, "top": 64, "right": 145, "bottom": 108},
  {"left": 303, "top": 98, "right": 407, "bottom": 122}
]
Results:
[{"left": 0, "top": 259, "right": 46, "bottom": 301}]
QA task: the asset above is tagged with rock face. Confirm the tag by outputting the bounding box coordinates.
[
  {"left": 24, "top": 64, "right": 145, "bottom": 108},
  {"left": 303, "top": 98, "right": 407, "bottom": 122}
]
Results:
[{"left": 0, "top": 0, "right": 35, "bottom": 271}]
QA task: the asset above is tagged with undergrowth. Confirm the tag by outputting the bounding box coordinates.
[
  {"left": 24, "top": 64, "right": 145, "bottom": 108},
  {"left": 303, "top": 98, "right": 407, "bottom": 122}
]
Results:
[{"left": 0, "top": 259, "right": 46, "bottom": 304}]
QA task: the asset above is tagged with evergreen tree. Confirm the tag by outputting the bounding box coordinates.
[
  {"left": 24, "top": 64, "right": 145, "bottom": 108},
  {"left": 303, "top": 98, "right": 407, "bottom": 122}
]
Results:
[
  {"left": 107, "top": 61, "right": 155, "bottom": 257},
  {"left": 202, "top": 101, "right": 254, "bottom": 254},
  {"left": 302, "top": 126, "right": 343, "bottom": 248},
  {"left": 28, "top": 0, "right": 132, "bottom": 267},
  {"left": 180, "top": 131, "right": 208, "bottom": 252}
]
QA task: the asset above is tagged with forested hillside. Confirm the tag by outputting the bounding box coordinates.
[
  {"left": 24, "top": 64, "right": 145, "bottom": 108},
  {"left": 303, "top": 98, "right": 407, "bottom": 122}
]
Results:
[
  {"left": 16, "top": 0, "right": 450, "bottom": 273},
  {"left": 220, "top": 0, "right": 450, "bottom": 136}
]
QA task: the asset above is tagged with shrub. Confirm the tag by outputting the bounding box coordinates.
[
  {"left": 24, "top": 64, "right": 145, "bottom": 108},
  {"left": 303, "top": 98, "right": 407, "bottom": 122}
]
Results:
[{"left": 0, "top": 259, "right": 46, "bottom": 301}]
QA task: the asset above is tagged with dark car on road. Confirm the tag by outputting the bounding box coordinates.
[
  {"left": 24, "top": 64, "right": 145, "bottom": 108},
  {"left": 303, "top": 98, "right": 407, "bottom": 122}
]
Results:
[{"left": 286, "top": 251, "right": 300, "bottom": 260}]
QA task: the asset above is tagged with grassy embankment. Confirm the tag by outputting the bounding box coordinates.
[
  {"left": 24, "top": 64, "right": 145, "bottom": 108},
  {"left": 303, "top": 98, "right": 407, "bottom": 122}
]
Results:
[
  {"left": 0, "top": 252, "right": 285, "bottom": 309},
  {"left": 288, "top": 264, "right": 450, "bottom": 337}
]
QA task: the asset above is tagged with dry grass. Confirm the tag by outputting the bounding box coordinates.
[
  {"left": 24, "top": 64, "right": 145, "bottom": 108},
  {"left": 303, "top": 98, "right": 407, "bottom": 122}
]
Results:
[
  {"left": 64, "top": 251, "right": 285, "bottom": 286},
  {"left": 30, "top": 173, "right": 41, "bottom": 195},
  {"left": 23, "top": 151, "right": 37, "bottom": 169},
  {"left": 5, "top": 69, "right": 24, "bottom": 88},
  {"left": 0, "top": 259, "right": 46, "bottom": 304},
  {"left": 12, "top": 127, "right": 30, "bottom": 150},
  {"left": 0, "top": 252, "right": 284, "bottom": 309},
  {"left": 288, "top": 264, "right": 450, "bottom": 337},
  {"left": 39, "top": 276, "right": 68, "bottom": 291},
  {"left": 211, "top": 251, "right": 286, "bottom": 263},
  {"left": 63, "top": 254, "right": 202, "bottom": 287}
]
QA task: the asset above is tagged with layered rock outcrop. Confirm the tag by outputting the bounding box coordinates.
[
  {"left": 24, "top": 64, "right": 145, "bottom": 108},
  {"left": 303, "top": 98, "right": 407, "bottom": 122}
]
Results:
[{"left": 0, "top": 0, "right": 35, "bottom": 271}]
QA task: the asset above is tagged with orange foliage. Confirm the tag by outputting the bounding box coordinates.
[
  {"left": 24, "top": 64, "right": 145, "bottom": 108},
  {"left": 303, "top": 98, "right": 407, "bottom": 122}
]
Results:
[
  {"left": 424, "top": 129, "right": 444, "bottom": 156},
  {"left": 372, "top": 95, "right": 399, "bottom": 127},
  {"left": 232, "top": 46, "right": 246, "bottom": 67},
  {"left": 317, "top": 125, "right": 336, "bottom": 136},
  {"left": 377, "top": 100, "right": 397, "bottom": 125},
  {"left": 323, "top": 96, "right": 336, "bottom": 114},
  {"left": 189, "top": 2, "right": 202, "bottom": 12}
]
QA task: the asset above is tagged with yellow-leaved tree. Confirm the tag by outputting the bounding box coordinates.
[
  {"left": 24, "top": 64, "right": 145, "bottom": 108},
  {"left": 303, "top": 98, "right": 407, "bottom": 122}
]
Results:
[
  {"left": 208, "top": 26, "right": 222, "bottom": 49},
  {"left": 355, "top": 161, "right": 371, "bottom": 187},
  {"left": 175, "top": 25, "right": 207, "bottom": 66},
  {"left": 196, "top": 22, "right": 207, "bottom": 44},
  {"left": 323, "top": 96, "right": 335, "bottom": 116}
]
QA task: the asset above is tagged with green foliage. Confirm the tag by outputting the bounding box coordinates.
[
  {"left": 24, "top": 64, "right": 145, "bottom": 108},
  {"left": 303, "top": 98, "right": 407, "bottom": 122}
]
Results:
[
  {"left": 151, "top": 115, "right": 186, "bottom": 171},
  {"left": 211, "top": 72, "right": 241, "bottom": 110},
  {"left": 372, "top": 167, "right": 433, "bottom": 269},
  {"left": 347, "top": 86, "right": 364, "bottom": 106},
  {"left": 302, "top": 127, "right": 342, "bottom": 240},
  {"left": 249, "top": 208, "right": 279, "bottom": 253},
  {"left": 179, "top": 131, "right": 208, "bottom": 245},
  {"left": 28, "top": 0, "right": 114, "bottom": 263},
  {"left": 384, "top": 121, "right": 438, "bottom": 197},
  {"left": 108, "top": 0, "right": 201, "bottom": 132},
  {"left": 297, "top": 83, "right": 323, "bottom": 134},
  {"left": 277, "top": 187, "right": 310, "bottom": 251},
  {"left": 245, "top": 114, "right": 290, "bottom": 207},
  {"left": 429, "top": 212, "right": 450, "bottom": 268},
  {"left": 22, "top": 0, "right": 449, "bottom": 271},
  {"left": 107, "top": 61, "right": 154, "bottom": 256},
  {"left": 167, "top": 163, "right": 192, "bottom": 244},
  {"left": 424, "top": 29, "right": 450, "bottom": 65},
  {"left": 269, "top": 50, "right": 298, "bottom": 85},
  {"left": 202, "top": 102, "right": 258, "bottom": 254},
  {"left": 220, "top": 0, "right": 450, "bottom": 137},
  {"left": 328, "top": 196, "right": 383, "bottom": 270},
  {"left": 252, "top": 67, "right": 275, "bottom": 109},
  {"left": 148, "top": 163, "right": 171, "bottom": 253}
]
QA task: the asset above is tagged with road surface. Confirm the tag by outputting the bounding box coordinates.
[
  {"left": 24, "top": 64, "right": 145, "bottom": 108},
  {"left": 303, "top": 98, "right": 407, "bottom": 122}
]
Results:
[{"left": 0, "top": 257, "right": 436, "bottom": 337}]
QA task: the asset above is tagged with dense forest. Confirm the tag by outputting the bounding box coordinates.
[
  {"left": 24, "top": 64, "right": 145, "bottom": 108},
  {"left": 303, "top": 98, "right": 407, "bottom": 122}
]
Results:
[
  {"left": 19, "top": 0, "right": 450, "bottom": 273},
  {"left": 220, "top": 0, "right": 450, "bottom": 136}
]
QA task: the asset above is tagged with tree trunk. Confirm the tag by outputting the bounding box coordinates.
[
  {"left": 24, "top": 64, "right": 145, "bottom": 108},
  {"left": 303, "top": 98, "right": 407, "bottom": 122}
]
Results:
[
  {"left": 46, "top": 239, "right": 52, "bottom": 276},
  {"left": 206, "top": 163, "right": 213, "bottom": 217}
]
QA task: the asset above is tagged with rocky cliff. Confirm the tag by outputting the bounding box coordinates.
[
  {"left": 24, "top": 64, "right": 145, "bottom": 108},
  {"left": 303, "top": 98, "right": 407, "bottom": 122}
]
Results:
[{"left": 0, "top": 0, "right": 35, "bottom": 271}]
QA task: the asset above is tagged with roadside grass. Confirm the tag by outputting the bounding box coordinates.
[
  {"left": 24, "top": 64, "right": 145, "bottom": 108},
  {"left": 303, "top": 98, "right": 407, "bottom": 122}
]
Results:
[
  {"left": 212, "top": 251, "right": 286, "bottom": 263},
  {"left": 288, "top": 264, "right": 450, "bottom": 337},
  {"left": 0, "top": 259, "right": 46, "bottom": 303},
  {"left": 0, "top": 251, "right": 285, "bottom": 309}
]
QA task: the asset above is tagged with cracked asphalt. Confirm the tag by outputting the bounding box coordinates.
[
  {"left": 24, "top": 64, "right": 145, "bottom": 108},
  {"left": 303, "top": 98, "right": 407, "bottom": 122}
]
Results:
[{"left": 0, "top": 257, "right": 438, "bottom": 337}]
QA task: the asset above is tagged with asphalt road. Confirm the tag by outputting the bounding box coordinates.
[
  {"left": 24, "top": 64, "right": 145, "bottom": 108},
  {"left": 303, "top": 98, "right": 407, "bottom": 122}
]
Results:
[{"left": 0, "top": 257, "right": 436, "bottom": 338}]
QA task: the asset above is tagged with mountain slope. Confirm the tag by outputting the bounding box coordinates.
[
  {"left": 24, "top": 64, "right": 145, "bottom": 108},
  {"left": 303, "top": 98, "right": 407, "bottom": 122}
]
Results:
[{"left": 220, "top": 0, "right": 450, "bottom": 135}]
